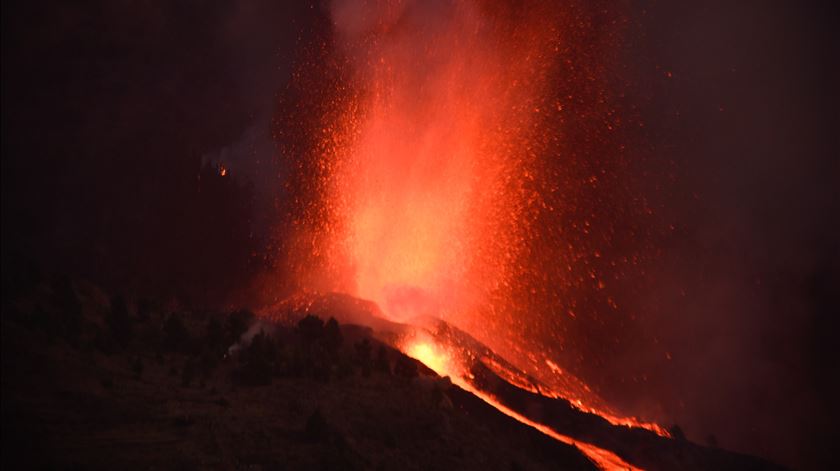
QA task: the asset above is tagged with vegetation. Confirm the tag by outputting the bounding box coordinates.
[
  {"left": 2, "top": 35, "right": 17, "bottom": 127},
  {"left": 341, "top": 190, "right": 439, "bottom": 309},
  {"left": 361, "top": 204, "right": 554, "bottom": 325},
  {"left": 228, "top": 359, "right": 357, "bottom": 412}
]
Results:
[
  {"left": 6, "top": 273, "right": 416, "bottom": 397},
  {"left": 163, "top": 313, "right": 190, "bottom": 353}
]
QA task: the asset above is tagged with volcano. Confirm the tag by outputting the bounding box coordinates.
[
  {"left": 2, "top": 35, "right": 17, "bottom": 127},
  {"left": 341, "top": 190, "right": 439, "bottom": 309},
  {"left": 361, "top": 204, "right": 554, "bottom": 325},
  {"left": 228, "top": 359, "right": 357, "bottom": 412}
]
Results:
[
  {"left": 261, "top": 291, "right": 787, "bottom": 471},
  {"left": 3, "top": 1, "right": 836, "bottom": 469},
  {"left": 2, "top": 284, "right": 787, "bottom": 470}
]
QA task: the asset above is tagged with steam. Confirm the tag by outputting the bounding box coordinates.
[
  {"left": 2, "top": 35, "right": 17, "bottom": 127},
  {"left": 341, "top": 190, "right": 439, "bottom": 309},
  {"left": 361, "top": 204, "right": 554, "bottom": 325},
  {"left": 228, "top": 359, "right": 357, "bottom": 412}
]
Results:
[{"left": 227, "top": 320, "right": 276, "bottom": 357}]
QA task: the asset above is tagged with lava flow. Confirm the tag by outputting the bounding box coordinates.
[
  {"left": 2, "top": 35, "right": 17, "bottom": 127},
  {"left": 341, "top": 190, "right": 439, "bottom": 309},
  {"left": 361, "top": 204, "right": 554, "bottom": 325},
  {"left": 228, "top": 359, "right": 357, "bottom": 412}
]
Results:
[
  {"left": 277, "top": 0, "right": 665, "bottom": 468},
  {"left": 402, "top": 337, "right": 640, "bottom": 471}
]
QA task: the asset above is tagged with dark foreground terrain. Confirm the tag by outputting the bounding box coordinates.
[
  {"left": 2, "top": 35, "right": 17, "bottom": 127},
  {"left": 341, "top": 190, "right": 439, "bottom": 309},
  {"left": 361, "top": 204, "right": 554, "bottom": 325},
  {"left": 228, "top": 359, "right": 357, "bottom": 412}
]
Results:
[
  {"left": 1, "top": 278, "right": 787, "bottom": 470},
  {"left": 1, "top": 278, "right": 596, "bottom": 470}
]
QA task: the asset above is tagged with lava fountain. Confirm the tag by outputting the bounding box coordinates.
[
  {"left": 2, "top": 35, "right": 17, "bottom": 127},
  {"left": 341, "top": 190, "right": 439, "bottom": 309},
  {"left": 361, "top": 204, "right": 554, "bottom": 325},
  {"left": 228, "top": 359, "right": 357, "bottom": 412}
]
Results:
[
  {"left": 276, "top": 0, "right": 666, "bottom": 468},
  {"left": 285, "top": 0, "right": 557, "bottom": 327}
]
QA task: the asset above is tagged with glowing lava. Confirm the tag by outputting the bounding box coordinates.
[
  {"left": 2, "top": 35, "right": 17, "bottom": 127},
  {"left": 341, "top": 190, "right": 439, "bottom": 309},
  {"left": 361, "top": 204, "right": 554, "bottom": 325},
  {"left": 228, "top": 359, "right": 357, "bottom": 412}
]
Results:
[{"left": 405, "top": 341, "right": 451, "bottom": 376}]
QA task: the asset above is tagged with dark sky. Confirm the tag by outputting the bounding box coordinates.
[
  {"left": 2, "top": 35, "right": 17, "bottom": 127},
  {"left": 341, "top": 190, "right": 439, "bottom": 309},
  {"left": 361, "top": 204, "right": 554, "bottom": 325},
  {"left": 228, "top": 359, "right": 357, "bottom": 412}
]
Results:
[
  {"left": 2, "top": 1, "right": 838, "bottom": 469},
  {"left": 2, "top": 1, "right": 312, "bottom": 303},
  {"left": 618, "top": 2, "right": 839, "bottom": 468}
]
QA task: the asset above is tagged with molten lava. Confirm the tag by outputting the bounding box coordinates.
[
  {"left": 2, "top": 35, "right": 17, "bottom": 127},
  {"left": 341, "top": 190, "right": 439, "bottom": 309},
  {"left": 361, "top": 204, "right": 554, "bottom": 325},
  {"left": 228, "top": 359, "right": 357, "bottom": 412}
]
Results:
[
  {"left": 405, "top": 341, "right": 451, "bottom": 377},
  {"left": 401, "top": 336, "right": 641, "bottom": 471}
]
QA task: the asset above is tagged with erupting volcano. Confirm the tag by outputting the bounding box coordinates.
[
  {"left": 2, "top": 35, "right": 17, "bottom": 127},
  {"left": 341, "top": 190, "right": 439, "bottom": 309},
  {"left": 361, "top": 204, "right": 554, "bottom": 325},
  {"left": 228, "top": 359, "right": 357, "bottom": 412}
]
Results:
[
  {"left": 277, "top": 1, "right": 670, "bottom": 467},
  {"left": 4, "top": 0, "right": 833, "bottom": 469}
]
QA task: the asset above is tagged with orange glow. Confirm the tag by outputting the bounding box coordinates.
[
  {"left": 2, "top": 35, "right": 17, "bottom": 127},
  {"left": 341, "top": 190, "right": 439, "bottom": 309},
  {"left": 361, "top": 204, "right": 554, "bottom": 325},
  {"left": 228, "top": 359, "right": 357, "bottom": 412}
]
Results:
[{"left": 405, "top": 341, "right": 452, "bottom": 377}]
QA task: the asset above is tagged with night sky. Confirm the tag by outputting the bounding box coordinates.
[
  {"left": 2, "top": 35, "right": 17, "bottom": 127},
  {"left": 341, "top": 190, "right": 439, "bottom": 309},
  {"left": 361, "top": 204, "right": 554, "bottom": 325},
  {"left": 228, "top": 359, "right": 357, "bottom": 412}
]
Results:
[{"left": 2, "top": 1, "right": 838, "bottom": 469}]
